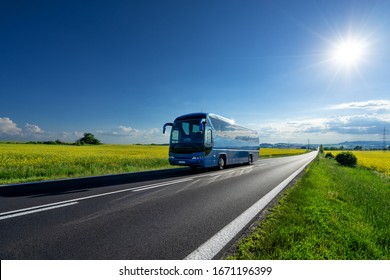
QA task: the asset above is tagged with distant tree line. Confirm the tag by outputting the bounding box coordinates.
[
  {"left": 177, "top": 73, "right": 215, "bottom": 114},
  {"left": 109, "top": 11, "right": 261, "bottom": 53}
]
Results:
[
  {"left": 27, "top": 139, "right": 70, "bottom": 145},
  {"left": 323, "top": 146, "right": 389, "bottom": 151},
  {"left": 26, "top": 133, "right": 102, "bottom": 146}
]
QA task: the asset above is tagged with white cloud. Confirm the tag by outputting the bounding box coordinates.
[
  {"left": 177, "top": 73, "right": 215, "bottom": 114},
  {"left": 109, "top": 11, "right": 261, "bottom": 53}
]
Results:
[
  {"left": 117, "top": 126, "right": 140, "bottom": 135},
  {"left": 119, "top": 126, "right": 135, "bottom": 133},
  {"left": 0, "top": 118, "right": 168, "bottom": 144},
  {"left": 25, "top": 123, "right": 44, "bottom": 134},
  {"left": 6, "top": 99, "right": 387, "bottom": 145},
  {"left": 1, "top": 117, "right": 65, "bottom": 142},
  {"left": 255, "top": 118, "right": 331, "bottom": 143},
  {"left": 323, "top": 114, "right": 390, "bottom": 134},
  {"left": 58, "top": 131, "right": 84, "bottom": 142},
  {"left": 322, "top": 100, "right": 390, "bottom": 137},
  {"left": 97, "top": 126, "right": 140, "bottom": 137},
  {"left": 141, "top": 128, "right": 162, "bottom": 139},
  {"left": 329, "top": 100, "right": 390, "bottom": 111},
  {"left": 96, "top": 126, "right": 168, "bottom": 143},
  {"left": 253, "top": 100, "right": 390, "bottom": 143},
  {"left": 0, "top": 117, "right": 22, "bottom": 135}
]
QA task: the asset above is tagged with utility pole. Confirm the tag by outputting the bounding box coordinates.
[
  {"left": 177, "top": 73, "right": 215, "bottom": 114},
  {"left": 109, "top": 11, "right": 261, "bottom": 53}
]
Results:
[{"left": 383, "top": 127, "right": 387, "bottom": 151}]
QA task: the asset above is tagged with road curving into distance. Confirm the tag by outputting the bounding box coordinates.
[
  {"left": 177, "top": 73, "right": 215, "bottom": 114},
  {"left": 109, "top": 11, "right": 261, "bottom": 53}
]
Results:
[{"left": 0, "top": 151, "right": 318, "bottom": 259}]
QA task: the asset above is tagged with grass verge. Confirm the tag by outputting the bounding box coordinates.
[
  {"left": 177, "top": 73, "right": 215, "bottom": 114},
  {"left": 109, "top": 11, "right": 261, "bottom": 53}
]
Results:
[{"left": 229, "top": 155, "right": 390, "bottom": 259}]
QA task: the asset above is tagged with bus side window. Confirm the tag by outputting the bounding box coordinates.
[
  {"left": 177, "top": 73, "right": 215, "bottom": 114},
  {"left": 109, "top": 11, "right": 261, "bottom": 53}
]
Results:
[{"left": 205, "top": 129, "right": 213, "bottom": 147}]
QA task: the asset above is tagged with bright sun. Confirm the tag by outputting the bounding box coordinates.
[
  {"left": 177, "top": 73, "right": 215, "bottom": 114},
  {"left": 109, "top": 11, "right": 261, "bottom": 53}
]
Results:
[{"left": 331, "top": 38, "right": 366, "bottom": 67}]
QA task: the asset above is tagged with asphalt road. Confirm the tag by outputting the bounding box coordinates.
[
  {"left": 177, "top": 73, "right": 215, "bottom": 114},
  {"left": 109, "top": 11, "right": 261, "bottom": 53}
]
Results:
[{"left": 0, "top": 151, "right": 317, "bottom": 260}]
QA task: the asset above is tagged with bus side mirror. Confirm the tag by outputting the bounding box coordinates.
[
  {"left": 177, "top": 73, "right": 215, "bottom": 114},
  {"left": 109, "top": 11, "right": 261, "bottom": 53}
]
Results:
[
  {"left": 199, "top": 118, "right": 206, "bottom": 132},
  {"left": 163, "top": 123, "right": 173, "bottom": 134}
]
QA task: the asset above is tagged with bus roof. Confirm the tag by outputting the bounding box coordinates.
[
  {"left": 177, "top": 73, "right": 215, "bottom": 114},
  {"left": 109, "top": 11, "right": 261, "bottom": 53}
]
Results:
[
  {"left": 174, "top": 112, "right": 207, "bottom": 121},
  {"left": 174, "top": 112, "right": 235, "bottom": 125}
]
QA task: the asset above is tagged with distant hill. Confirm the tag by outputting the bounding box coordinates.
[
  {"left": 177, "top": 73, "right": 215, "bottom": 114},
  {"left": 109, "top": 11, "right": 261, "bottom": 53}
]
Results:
[
  {"left": 328, "top": 141, "right": 385, "bottom": 150},
  {"left": 260, "top": 141, "right": 386, "bottom": 150},
  {"left": 260, "top": 143, "right": 312, "bottom": 149}
]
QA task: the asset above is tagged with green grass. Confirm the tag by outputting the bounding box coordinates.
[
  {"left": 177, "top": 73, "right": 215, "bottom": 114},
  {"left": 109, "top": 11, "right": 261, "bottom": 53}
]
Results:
[{"left": 230, "top": 155, "right": 390, "bottom": 259}]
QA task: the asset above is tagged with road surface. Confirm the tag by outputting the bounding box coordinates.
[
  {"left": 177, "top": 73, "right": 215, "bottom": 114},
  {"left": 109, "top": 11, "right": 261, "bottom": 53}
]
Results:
[{"left": 0, "top": 151, "right": 317, "bottom": 259}]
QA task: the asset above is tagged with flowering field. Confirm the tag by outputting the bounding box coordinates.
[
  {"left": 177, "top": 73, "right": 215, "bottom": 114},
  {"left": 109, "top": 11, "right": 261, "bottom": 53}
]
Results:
[
  {"left": 0, "top": 144, "right": 171, "bottom": 185},
  {"left": 350, "top": 151, "right": 390, "bottom": 176},
  {"left": 329, "top": 150, "right": 390, "bottom": 176},
  {"left": 260, "top": 148, "right": 308, "bottom": 157},
  {"left": 0, "top": 144, "right": 308, "bottom": 185}
]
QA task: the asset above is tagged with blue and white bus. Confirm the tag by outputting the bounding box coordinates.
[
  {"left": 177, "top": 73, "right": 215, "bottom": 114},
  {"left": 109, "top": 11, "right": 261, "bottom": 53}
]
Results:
[{"left": 163, "top": 113, "right": 259, "bottom": 169}]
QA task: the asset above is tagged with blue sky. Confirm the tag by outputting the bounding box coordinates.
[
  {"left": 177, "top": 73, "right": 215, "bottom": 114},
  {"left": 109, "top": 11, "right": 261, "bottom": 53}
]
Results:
[{"left": 1, "top": 0, "right": 390, "bottom": 144}]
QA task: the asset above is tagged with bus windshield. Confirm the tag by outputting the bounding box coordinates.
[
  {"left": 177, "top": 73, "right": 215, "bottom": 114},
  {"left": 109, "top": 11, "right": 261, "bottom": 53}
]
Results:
[{"left": 171, "top": 119, "right": 203, "bottom": 145}]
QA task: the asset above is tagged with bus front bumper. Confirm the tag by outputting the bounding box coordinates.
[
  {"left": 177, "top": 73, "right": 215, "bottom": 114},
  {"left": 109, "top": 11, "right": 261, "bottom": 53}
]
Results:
[{"left": 169, "top": 156, "right": 205, "bottom": 167}]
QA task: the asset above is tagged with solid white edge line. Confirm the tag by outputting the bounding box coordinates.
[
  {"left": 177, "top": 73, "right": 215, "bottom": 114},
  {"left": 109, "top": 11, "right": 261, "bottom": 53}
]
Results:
[
  {"left": 0, "top": 202, "right": 79, "bottom": 220},
  {"left": 185, "top": 152, "right": 317, "bottom": 260}
]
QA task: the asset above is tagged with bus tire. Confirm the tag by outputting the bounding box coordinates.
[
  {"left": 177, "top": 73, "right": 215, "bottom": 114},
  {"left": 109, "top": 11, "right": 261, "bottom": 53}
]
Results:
[
  {"left": 248, "top": 154, "right": 253, "bottom": 165},
  {"left": 218, "top": 155, "right": 226, "bottom": 170}
]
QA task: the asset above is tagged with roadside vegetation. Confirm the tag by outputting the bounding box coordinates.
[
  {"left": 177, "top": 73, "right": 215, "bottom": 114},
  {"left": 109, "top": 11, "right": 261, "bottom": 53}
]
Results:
[{"left": 230, "top": 152, "right": 390, "bottom": 259}]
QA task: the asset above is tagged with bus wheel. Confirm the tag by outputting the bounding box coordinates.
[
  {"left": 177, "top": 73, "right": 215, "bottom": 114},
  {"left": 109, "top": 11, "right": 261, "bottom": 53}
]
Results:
[
  {"left": 218, "top": 155, "right": 226, "bottom": 170},
  {"left": 248, "top": 155, "right": 253, "bottom": 165}
]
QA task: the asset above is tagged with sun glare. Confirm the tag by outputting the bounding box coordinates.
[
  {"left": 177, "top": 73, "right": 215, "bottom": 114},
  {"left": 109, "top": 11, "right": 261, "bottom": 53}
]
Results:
[
  {"left": 331, "top": 38, "right": 366, "bottom": 67},
  {"left": 321, "top": 33, "right": 372, "bottom": 91}
]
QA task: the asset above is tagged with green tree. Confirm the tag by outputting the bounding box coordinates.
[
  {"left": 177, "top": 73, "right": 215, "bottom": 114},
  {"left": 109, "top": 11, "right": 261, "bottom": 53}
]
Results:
[
  {"left": 325, "top": 152, "right": 334, "bottom": 159},
  {"left": 76, "top": 133, "right": 101, "bottom": 145},
  {"left": 335, "top": 151, "right": 357, "bottom": 167}
]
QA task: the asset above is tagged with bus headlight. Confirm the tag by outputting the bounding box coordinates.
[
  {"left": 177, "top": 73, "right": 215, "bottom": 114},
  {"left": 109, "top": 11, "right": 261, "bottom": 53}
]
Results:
[{"left": 192, "top": 156, "right": 204, "bottom": 160}]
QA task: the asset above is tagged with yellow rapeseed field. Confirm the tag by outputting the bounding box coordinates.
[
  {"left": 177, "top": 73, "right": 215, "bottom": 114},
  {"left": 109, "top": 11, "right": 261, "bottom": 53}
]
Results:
[
  {"left": 0, "top": 144, "right": 171, "bottom": 184},
  {"left": 260, "top": 148, "right": 308, "bottom": 157},
  {"left": 349, "top": 151, "right": 390, "bottom": 176},
  {"left": 330, "top": 150, "right": 390, "bottom": 176},
  {"left": 0, "top": 144, "right": 308, "bottom": 185}
]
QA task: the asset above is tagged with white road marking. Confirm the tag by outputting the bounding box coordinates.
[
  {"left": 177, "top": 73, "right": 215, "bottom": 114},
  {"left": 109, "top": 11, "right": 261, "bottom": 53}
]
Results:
[
  {"left": 188, "top": 167, "right": 249, "bottom": 180},
  {"left": 0, "top": 177, "right": 193, "bottom": 220},
  {"left": 0, "top": 165, "right": 255, "bottom": 220},
  {"left": 185, "top": 152, "right": 317, "bottom": 260},
  {"left": 0, "top": 154, "right": 311, "bottom": 222},
  {"left": 131, "top": 178, "right": 193, "bottom": 192},
  {"left": 0, "top": 202, "right": 78, "bottom": 220}
]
